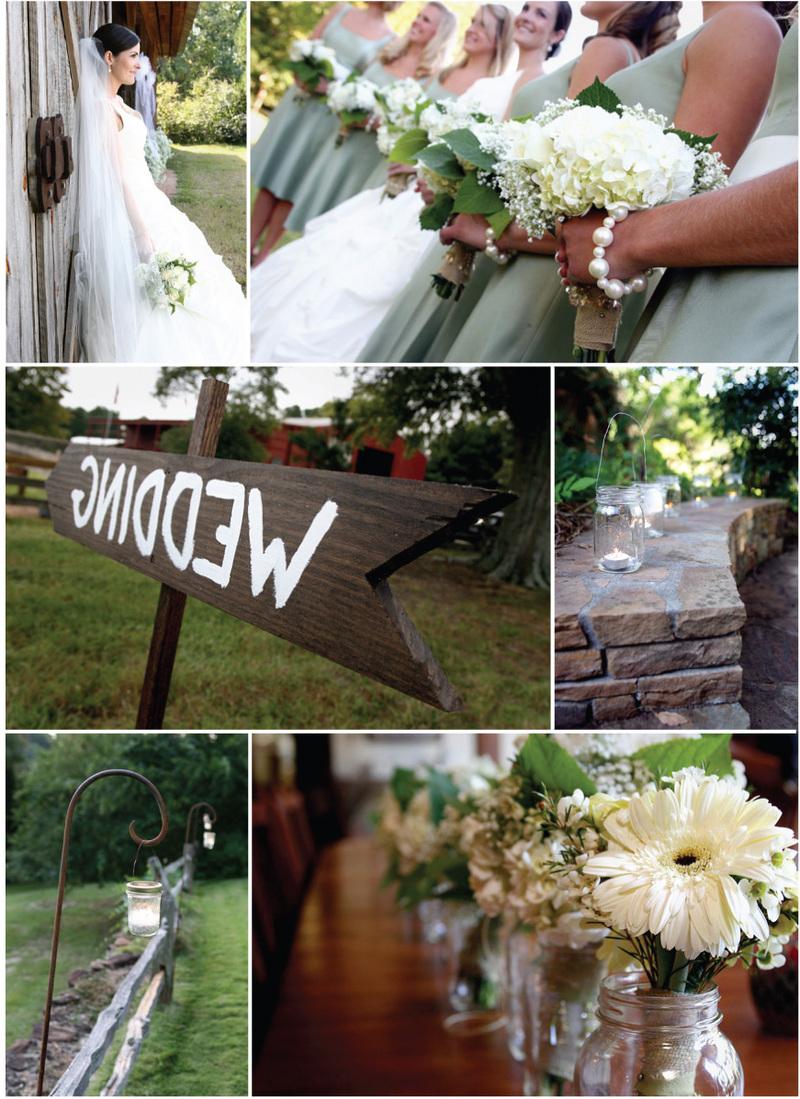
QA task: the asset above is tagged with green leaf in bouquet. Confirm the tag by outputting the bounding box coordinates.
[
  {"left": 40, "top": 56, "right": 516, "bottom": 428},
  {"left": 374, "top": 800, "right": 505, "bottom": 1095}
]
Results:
[
  {"left": 419, "top": 192, "right": 454, "bottom": 230},
  {"left": 389, "top": 127, "right": 429, "bottom": 163},
  {"left": 440, "top": 128, "right": 497, "bottom": 170},
  {"left": 631, "top": 733, "right": 733, "bottom": 783},
  {"left": 427, "top": 767, "right": 459, "bottom": 825},
  {"left": 515, "top": 735, "right": 597, "bottom": 797},
  {"left": 416, "top": 143, "right": 465, "bottom": 180},
  {"left": 287, "top": 59, "right": 320, "bottom": 87},
  {"left": 390, "top": 766, "right": 424, "bottom": 811},
  {"left": 487, "top": 209, "right": 513, "bottom": 238},
  {"left": 339, "top": 108, "right": 370, "bottom": 126},
  {"left": 575, "top": 77, "right": 622, "bottom": 113},
  {"left": 665, "top": 127, "right": 718, "bottom": 151},
  {"left": 453, "top": 171, "right": 505, "bottom": 216}
]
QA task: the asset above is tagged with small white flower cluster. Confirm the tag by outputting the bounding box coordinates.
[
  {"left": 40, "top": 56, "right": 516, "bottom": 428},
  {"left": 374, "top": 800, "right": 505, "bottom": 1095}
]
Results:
[
  {"left": 374, "top": 79, "right": 428, "bottom": 156},
  {"left": 418, "top": 99, "right": 483, "bottom": 142},
  {"left": 327, "top": 75, "right": 379, "bottom": 115},
  {"left": 288, "top": 38, "right": 337, "bottom": 66}
]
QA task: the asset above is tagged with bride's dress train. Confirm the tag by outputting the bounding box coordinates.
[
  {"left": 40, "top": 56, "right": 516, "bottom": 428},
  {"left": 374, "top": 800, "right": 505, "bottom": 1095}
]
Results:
[{"left": 251, "top": 72, "right": 519, "bottom": 363}]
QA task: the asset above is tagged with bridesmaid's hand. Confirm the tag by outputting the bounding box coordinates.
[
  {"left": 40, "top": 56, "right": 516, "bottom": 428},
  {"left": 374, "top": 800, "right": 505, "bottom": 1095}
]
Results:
[
  {"left": 439, "top": 213, "right": 490, "bottom": 250},
  {"left": 414, "top": 176, "right": 435, "bottom": 205},
  {"left": 388, "top": 162, "right": 415, "bottom": 176},
  {"left": 558, "top": 211, "right": 639, "bottom": 283}
]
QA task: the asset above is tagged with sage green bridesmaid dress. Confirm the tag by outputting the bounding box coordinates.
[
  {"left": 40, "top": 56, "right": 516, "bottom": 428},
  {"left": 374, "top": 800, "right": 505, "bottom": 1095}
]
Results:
[
  {"left": 251, "top": 5, "right": 393, "bottom": 210},
  {"left": 357, "top": 61, "right": 576, "bottom": 364},
  {"left": 287, "top": 71, "right": 456, "bottom": 233},
  {"left": 442, "top": 36, "right": 703, "bottom": 363},
  {"left": 626, "top": 23, "right": 798, "bottom": 364}
]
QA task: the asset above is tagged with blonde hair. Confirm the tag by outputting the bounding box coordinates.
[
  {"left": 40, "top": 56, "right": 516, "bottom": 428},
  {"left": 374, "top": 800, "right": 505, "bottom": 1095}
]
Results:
[
  {"left": 378, "top": 2, "right": 458, "bottom": 78},
  {"left": 440, "top": 4, "right": 516, "bottom": 81}
]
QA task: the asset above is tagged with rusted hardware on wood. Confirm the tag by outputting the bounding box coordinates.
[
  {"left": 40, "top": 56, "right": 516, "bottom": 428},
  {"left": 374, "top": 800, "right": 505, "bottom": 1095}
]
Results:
[
  {"left": 36, "top": 770, "right": 168, "bottom": 1096},
  {"left": 28, "top": 114, "right": 74, "bottom": 213}
]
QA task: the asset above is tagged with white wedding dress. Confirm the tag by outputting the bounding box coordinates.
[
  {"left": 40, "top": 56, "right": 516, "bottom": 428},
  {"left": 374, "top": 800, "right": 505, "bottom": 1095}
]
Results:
[{"left": 251, "top": 72, "right": 520, "bottom": 363}]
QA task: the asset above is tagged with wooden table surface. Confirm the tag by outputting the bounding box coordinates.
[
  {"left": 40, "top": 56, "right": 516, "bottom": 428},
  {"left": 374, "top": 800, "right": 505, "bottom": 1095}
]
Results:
[{"left": 255, "top": 836, "right": 798, "bottom": 1097}]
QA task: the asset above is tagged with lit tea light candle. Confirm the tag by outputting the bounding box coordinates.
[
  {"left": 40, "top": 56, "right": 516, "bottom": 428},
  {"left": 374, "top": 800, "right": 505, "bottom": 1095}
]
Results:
[
  {"left": 727, "top": 490, "right": 737, "bottom": 499},
  {"left": 601, "top": 549, "right": 633, "bottom": 572}
]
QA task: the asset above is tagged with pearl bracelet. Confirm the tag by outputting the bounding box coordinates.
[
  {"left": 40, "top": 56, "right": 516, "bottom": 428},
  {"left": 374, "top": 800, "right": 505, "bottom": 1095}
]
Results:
[
  {"left": 484, "top": 226, "right": 511, "bottom": 266},
  {"left": 584, "top": 206, "right": 648, "bottom": 302}
]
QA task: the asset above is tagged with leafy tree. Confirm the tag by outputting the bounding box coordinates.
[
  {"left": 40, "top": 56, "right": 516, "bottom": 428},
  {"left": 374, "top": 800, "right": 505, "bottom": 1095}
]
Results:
[
  {"left": 159, "top": 1, "right": 247, "bottom": 91},
  {"left": 8, "top": 734, "right": 248, "bottom": 884},
  {"left": 350, "top": 367, "right": 549, "bottom": 589},
  {"left": 6, "top": 367, "right": 70, "bottom": 437},
  {"left": 66, "top": 406, "right": 120, "bottom": 438},
  {"left": 426, "top": 419, "right": 509, "bottom": 488},
  {"left": 288, "top": 398, "right": 354, "bottom": 471},
  {"left": 711, "top": 367, "right": 798, "bottom": 505},
  {"left": 154, "top": 367, "right": 284, "bottom": 461},
  {"left": 251, "top": 1, "right": 331, "bottom": 104}
]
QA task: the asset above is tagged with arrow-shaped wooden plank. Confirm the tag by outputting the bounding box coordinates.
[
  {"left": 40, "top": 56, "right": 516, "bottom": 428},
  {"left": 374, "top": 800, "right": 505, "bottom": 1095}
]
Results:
[{"left": 46, "top": 445, "right": 515, "bottom": 710}]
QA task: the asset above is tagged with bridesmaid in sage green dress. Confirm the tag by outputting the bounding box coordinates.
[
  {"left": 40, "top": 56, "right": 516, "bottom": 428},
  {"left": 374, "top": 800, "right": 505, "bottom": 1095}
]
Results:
[
  {"left": 358, "top": 0, "right": 577, "bottom": 364},
  {"left": 285, "top": 3, "right": 458, "bottom": 233},
  {"left": 251, "top": 3, "right": 397, "bottom": 261},
  {"left": 626, "top": 20, "right": 798, "bottom": 364},
  {"left": 441, "top": 1, "right": 784, "bottom": 364}
]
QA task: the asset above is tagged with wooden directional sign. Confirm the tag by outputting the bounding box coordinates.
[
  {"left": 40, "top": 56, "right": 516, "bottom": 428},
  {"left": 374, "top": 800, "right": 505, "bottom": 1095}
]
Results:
[{"left": 46, "top": 443, "right": 515, "bottom": 711}]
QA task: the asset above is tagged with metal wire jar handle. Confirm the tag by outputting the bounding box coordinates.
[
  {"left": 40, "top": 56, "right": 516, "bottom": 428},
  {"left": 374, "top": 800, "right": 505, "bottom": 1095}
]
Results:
[
  {"left": 37, "top": 769, "right": 168, "bottom": 1096},
  {"left": 185, "top": 801, "right": 218, "bottom": 846},
  {"left": 595, "top": 411, "right": 647, "bottom": 490}
]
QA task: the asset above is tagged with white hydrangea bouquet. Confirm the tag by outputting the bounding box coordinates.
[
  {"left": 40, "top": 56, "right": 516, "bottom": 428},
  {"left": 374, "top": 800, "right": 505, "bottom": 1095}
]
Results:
[
  {"left": 327, "top": 73, "right": 380, "bottom": 145},
  {"left": 135, "top": 252, "right": 197, "bottom": 314},
  {"left": 284, "top": 39, "right": 341, "bottom": 100},
  {"left": 491, "top": 78, "right": 728, "bottom": 359},
  {"left": 372, "top": 78, "right": 428, "bottom": 197}
]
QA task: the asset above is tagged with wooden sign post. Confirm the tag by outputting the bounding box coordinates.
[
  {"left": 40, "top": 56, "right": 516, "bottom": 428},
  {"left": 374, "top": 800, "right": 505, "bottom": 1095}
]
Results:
[{"left": 46, "top": 380, "right": 515, "bottom": 725}]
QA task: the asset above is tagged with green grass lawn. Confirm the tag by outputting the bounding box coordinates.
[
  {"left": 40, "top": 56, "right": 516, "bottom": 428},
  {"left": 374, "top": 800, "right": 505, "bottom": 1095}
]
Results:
[
  {"left": 89, "top": 879, "right": 248, "bottom": 1097},
  {"left": 6, "top": 517, "right": 549, "bottom": 729},
  {"left": 169, "top": 144, "right": 246, "bottom": 286},
  {"left": 6, "top": 882, "right": 121, "bottom": 1046}
]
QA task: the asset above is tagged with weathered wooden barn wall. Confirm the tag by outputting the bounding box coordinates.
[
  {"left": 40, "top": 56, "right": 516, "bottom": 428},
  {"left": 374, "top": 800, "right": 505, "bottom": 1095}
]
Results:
[{"left": 6, "top": 1, "right": 110, "bottom": 363}]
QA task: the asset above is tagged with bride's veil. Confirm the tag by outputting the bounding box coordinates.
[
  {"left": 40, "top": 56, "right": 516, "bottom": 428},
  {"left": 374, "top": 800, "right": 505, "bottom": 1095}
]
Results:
[{"left": 74, "top": 37, "right": 146, "bottom": 362}]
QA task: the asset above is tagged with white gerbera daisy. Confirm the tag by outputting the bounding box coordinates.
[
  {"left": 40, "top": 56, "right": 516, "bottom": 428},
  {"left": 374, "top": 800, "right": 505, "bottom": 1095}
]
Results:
[{"left": 582, "top": 771, "right": 797, "bottom": 959}]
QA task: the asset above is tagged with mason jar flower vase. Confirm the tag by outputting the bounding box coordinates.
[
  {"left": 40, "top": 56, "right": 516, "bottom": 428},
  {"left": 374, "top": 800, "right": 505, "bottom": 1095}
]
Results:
[
  {"left": 444, "top": 902, "right": 504, "bottom": 1036},
  {"left": 523, "top": 931, "right": 607, "bottom": 1096},
  {"left": 573, "top": 972, "right": 744, "bottom": 1097},
  {"left": 656, "top": 475, "right": 682, "bottom": 520},
  {"left": 505, "top": 919, "right": 535, "bottom": 1062},
  {"left": 418, "top": 898, "right": 448, "bottom": 945},
  {"left": 126, "top": 880, "right": 163, "bottom": 937},
  {"left": 594, "top": 487, "right": 645, "bottom": 573},
  {"left": 633, "top": 482, "right": 666, "bottom": 539},
  {"left": 692, "top": 475, "right": 712, "bottom": 508}
]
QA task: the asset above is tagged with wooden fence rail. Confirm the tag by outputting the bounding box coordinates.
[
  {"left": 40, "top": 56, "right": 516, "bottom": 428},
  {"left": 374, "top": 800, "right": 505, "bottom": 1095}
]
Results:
[{"left": 49, "top": 856, "right": 184, "bottom": 1097}]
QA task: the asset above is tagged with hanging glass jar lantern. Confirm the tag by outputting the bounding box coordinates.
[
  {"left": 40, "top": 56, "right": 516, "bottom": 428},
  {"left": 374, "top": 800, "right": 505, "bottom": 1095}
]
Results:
[
  {"left": 724, "top": 471, "right": 743, "bottom": 499},
  {"left": 692, "top": 474, "right": 712, "bottom": 508},
  {"left": 632, "top": 482, "right": 666, "bottom": 539},
  {"left": 126, "top": 880, "right": 163, "bottom": 937},
  {"left": 656, "top": 474, "right": 681, "bottom": 518},
  {"left": 203, "top": 830, "right": 216, "bottom": 850},
  {"left": 594, "top": 486, "right": 645, "bottom": 573}
]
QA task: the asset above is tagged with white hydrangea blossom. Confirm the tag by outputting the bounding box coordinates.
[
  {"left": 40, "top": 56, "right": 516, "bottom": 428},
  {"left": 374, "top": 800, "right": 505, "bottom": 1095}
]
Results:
[
  {"left": 418, "top": 100, "right": 483, "bottom": 141},
  {"left": 327, "top": 76, "right": 379, "bottom": 115},
  {"left": 289, "top": 39, "right": 338, "bottom": 66}
]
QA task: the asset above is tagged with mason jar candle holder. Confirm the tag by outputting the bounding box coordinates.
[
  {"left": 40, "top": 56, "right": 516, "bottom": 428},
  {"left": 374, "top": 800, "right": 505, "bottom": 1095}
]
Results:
[
  {"left": 633, "top": 481, "right": 666, "bottom": 538},
  {"left": 594, "top": 486, "right": 645, "bottom": 573},
  {"left": 203, "top": 830, "right": 216, "bottom": 850},
  {"left": 126, "top": 880, "right": 163, "bottom": 937},
  {"left": 656, "top": 474, "right": 681, "bottom": 519},
  {"left": 724, "top": 471, "right": 743, "bottom": 499},
  {"left": 692, "top": 474, "right": 712, "bottom": 508}
]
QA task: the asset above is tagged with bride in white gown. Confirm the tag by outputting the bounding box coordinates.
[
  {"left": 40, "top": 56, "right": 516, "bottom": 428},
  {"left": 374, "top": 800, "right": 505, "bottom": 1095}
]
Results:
[
  {"left": 251, "top": 5, "right": 520, "bottom": 364},
  {"left": 75, "top": 25, "right": 247, "bottom": 364}
]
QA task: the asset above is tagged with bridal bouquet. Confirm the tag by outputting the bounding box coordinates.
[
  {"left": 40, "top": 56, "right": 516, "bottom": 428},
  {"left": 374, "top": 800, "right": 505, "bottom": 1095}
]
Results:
[
  {"left": 327, "top": 73, "right": 380, "bottom": 144},
  {"left": 373, "top": 78, "right": 428, "bottom": 197},
  {"left": 284, "top": 39, "right": 340, "bottom": 99},
  {"left": 136, "top": 252, "right": 197, "bottom": 313},
  {"left": 491, "top": 78, "right": 728, "bottom": 359}
]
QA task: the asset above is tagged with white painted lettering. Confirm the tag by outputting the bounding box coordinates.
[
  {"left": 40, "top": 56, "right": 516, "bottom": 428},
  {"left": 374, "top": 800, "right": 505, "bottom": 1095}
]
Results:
[
  {"left": 162, "top": 471, "right": 203, "bottom": 571},
  {"left": 248, "top": 493, "right": 337, "bottom": 609},
  {"left": 133, "top": 469, "right": 166, "bottom": 557},
  {"left": 117, "top": 464, "right": 138, "bottom": 545},
  {"left": 71, "top": 455, "right": 99, "bottom": 528},
  {"left": 192, "top": 479, "right": 245, "bottom": 589},
  {"left": 92, "top": 459, "right": 126, "bottom": 540}
]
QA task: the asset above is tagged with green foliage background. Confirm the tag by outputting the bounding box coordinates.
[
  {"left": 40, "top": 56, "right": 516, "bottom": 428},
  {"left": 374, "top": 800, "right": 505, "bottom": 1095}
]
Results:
[{"left": 7, "top": 734, "right": 248, "bottom": 885}]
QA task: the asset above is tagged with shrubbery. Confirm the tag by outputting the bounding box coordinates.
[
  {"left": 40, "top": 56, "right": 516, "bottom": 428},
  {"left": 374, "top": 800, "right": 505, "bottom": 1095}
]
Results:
[{"left": 158, "top": 75, "right": 247, "bottom": 145}]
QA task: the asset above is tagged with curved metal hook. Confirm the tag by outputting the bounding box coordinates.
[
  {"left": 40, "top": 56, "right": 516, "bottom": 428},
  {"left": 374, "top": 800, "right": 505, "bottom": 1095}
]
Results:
[
  {"left": 37, "top": 769, "right": 168, "bottom": 1095},
  {"left": 185, "top": 801, "right": 218, "bottom": 846}
]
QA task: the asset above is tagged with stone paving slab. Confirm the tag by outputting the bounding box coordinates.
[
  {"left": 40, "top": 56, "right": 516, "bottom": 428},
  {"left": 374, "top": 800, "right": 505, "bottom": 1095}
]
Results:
[{"left": 555, "top": 496, "right": 787, "bottom": 727}]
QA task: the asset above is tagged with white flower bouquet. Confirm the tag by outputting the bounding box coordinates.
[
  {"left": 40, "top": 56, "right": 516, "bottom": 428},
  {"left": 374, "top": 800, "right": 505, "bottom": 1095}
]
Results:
[
  {"left": 283, "top": 39, "right": 341, "bottom": 98},
  {"left": 492, "top": 78, "right": 728, "bottom": 359},
  {"left": 143, "top": 126, "right": 172, "bottom": 184},
  {"left": 327, "top": 73, "right": 380, "bottom": 144},
  {"left": 372, "top": 79, "right": 428, "bottom": 197},
  {"left": 136, "top": 252, "right": 197, "bottom": 314}
]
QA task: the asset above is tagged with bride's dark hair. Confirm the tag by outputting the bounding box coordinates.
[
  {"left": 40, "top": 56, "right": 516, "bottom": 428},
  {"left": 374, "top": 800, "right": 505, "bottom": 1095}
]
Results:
[{"left": 92, "top": 23, "right": 140, "bottom": 57}]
